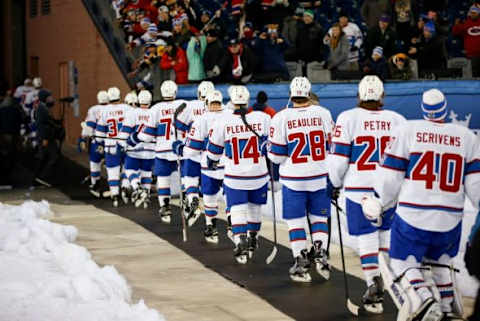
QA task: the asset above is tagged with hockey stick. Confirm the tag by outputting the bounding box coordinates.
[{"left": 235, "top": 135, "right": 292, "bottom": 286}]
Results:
[
  {"left": 334, "top": 199, "right": 362, "bottom": 316},
  {"left": 174, "top": 102, "right": 188, "bottom": 242},
  {"left": 266, "top": 161, "right": 278, "bottom": 264}
]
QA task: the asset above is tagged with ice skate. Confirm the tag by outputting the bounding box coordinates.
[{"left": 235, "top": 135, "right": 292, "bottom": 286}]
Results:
[
  {"left": 159, "top": 199, "right": 172, "bottom": 223},
  {"left": 309, "top": 241, "right": 331, "bottom": 280},
  {"left": 204, "top": 219, "right": 219, "bottom": 244},
  {"left": 89, "top": 182, "right": 101, "bottom": 198},
  {"left": 411, "top": 298, "right": 444, "bottom": 321},
  {"left": 112, "top": 195, "right": 120, "bottom": 208},
  {"left": 143, "top": 196, "right": 150, "bottom": 209},
  {"left": 247, "top": 231, "right": 258, "bottom": 259},
  {"left": 233, "top": 235, "right": 248, "bottom": 264},
  {"left": 134, "top": 188, "right": 149, "bottom": 208},
  {"left": 226, "top": 215, "right": 234, "bottom": 242},
  {"left": 289, "top": 249, "right": 312, "bottom": 283},
  {"left": 121, "top": 187, "right": 131, "bottom": 204},
  {"left": 186, "top": 196, "right": 201, "bottom": 227},
  {"left": 362, "top": 276, "right": 384, "bottom": 314}
]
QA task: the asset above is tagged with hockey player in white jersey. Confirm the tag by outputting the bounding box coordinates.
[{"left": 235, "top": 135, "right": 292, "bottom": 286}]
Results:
[
  {"left": 124, "top": 92, "right": 138, "bottom": 107},
  {"left": 175, "top": 80, "right": 214, "bottom": 226},
  {"left": 95, "top": 87, "right": 132, "bottom": 207},
  {"left": 173, "top": 90, "right": 231, "bottom": 243},
  {"left": 328, "top": 75, "right": 406, "bottom": 313},
  {"left": 78, "top": 90, "right": 109, "bottom": 197},
  {"left": 206, "top": 86, "right": 271, "bottom": 263},
  {"left": 268, "top": 77, "right": 334, "bottom": 282},
  {"left": 121, "top": 90, "right": 155, "bottom": 208},
  {"left": 363, "top": 89, "right": 480, "bottom": 321},
  {"left": 23, "top": 77, "right": 43, "bottom": 147},
  {"left": 14, "top": 78, "right": 33, "bottom": 106},
  {"left": 130, "top": 80, "right": 186, "bottom": 223}
]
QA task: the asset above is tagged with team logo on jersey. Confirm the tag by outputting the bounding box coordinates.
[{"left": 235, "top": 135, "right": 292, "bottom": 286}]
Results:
[{"left": 467, "top": 26, "right": 480, "bottom": 36}]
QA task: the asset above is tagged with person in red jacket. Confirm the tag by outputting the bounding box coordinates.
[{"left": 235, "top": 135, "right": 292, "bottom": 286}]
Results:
[
  {"left": 453, "top": 5, "right": 480, "bottom": 77},
  {"left": 248, "top": 91, "right": 276, "bottom": 118},
  {"left": 160, "top": 40, "right": 189, "bottom": 84}
]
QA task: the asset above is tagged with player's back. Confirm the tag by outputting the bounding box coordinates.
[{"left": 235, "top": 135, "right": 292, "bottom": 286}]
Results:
[
  {"left": 14, "top": 86, "right": 33, "bottom": 105},
  {"left": 82, "top": 104, "right": 102, "bottom": 137},
  {"left": 332, "top": 107, "right": 406, "bottom": 197},
  {"left": 98, "top": 103, "right": 131, "bottom": 151},
  {"left": 148, "top": 99, "right": 186, "bottom": 161},
  {"left": 388, "top": 120, "right": 478, "bottom": 231},
  {"left": 125, "top": 107, "right": 156, "bottom": 158},
  {"left": 270, "top": 105, "right": 334, "bottom": 191}
]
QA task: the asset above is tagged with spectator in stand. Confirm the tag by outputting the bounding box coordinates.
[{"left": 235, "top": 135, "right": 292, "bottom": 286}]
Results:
[
  {"left": 324, "top": 11, "right": 363, "bottom": 71},
  {"left": 408, "top": 21, "right": 447, "bottom": 77},
  {"left": 392, "top": 0, "right": 418, "bottom": 47},
  {"left": 157, "top": 6, "right": 172, "bottom": 31},
  {"left": 160, "top": 38, "right": 189, "bottom": 84},
  {"left": 253, "top": 25, "right": 290, "bottom": 81},
  {"left": 296, "top": 10, "right": 325, "bottom": 66},
  {"left": 420, "top": 10, "right": 449, "bottom": 37},
  {"left": 222, "top": 38, "right": 257, "bottom": 84},
  {"left": 388, "top": 53, "right": 413, "bottom": 80},
  {"left": 248, "top": 91, "right": 276, "bottom": 118},
  {"left": 128, "top": 23, "right": 158, "bottom": 50},
  {"left": 361, "top": 0, "right": 392, "bottom": 29},
  {"left": 240, "top": 21, "right": 257, "bottom": 50},
  {"left": 453, "top": 6, "right": 480, "bottom": 77},
  {"left": 204, "top": 28, "right": 226, "bottom": 82},
  {"left": 362, "top": 46, "right": 389, "bottom": 80},
  {"left": 186, "top": 35, "right": 207, "bottom": 82},
  {"left": 182, "top": 0, "right": 201, "bottom": 31},
  {"left": 282, "top": 7, "right": 303, "bottom": 61},
  {"left": 172, "top": 18, "right": 193, "bottom": 50},
  {"left": 200, "top": 9, "right": 226, "bottom": 39},
  {"left": 325, "top": 23, "right": 350, "bottom": 72},
  {"left": 298, "top": 0, "right": 321, "bottom": 10},
  {"left": 365, "top": 14, "right": 398, "bottom": 60}
]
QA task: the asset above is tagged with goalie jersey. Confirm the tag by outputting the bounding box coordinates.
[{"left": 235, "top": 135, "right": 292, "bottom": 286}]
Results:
[
  {"left": 175, "top": 99, "right": 206, "bottom": 163},
  {"left": 119, "top": 107, "right": 156, "bottom": 159},
  {"left": 138, "top": 100, "right": 186, "bottom": 161},
  {"left": 375, "top": 120, "right": 480, "bottom": 232},
  {"left": 183, "top": 109, "right": 231, "bottom": 180},
  {"left": 95, "top": 103, "right": 132, "bottom": 153},
  {"left": 268, "top": 105, "right": 334, "bottom": 192},
  {"left": 207, "top": 111, "right": 271, "bottom": 190},
  {"left": 328, "top": 108, "right": 406, "bottom": 203}
]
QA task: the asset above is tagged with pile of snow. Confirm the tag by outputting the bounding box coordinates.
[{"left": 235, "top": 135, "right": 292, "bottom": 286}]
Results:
[
  {"left": 261, "top": 191, "right": 479, "bottom": 298},
  {"left": 0, "top": 201, "right": 164, "bottom": 321}
]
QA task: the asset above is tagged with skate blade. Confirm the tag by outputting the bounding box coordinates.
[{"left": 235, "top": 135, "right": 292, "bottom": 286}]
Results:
[
  {"left": 205, "top": 235, "right": 219, "bottom": 244},
  {"left": 89, "top": 190, "right": 101, "bottom": 198},
  {"left": 188, "top": 213, "right": 201, "bottom": 227},
  {"left": 227, "top": 230, "right": 234, "bottom": 243},
  {"left": 363, "top": 302, "right": 383, "bottom": 314},
  {"left": 235, "top": 254, "right": 248, "bottom": 264},
  {"left": 315, "top": 263, "right": 331, "bottom": 281},
  {"left": 102, "top": 191, "right": 112, "bottom": 198},
  {"left": 160, "top": 215, "right": 171, "bottom": 224},
  {"left": 290, "top": 273, "right": 312, "bottom": 283}
]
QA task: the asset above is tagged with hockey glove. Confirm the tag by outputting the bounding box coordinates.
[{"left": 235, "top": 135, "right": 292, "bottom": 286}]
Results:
[
  {"left": 172, "top": 140, "right": 185, "bottom": 157},
  {"left": 96, "top": 143, "right": 104, "bottom": 155},
  {"left": 207, "top": 156, "right": 219, "bottom": 170},
  {"left": 127, "top": 132, "right": 140, "bottom": 147},
  {"left": 361, "top": 196, "right": 383, "bottom": 227},
  {"left": 327, "top": 179, "right": 340, "bottom": 201},
  {"left": 77, "top": 137, "right": 87, "bottom": 153}
]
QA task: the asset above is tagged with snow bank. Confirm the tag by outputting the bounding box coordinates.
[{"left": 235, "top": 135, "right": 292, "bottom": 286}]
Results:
[
  {"left": 261, "top": 191, "right": 479, "bottom": 298},
  {"left": 0, "top": 201, "right": 164, "bottom": 321}
]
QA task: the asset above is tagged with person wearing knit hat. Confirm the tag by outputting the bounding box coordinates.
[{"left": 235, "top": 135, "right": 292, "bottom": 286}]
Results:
[
  {"left": 372, "top": 46, "right": 383, "bottom": 59},
  {"left": 147, "top": 23, "right": 158, "bottom": 36},
  {"left": 421, "top": 88, "right": 447, "bottom": 121},
  {"left": 362, "top": 46, "right": 389, "bottom": 80},
  {"left": 453, "top": 5, "right": 480, "bottom": 77},
  {"left": 303, "top": 9, "right": 314, "bottom": 20},
  {"left": 423, "top": 21, "right": 436, "bottom": 39}
]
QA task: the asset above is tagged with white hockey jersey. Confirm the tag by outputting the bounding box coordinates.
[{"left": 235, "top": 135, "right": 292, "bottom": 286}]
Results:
[
  {"left": 184, "top": 108, "right": 231, "bottom": 180},
  {"left": 138, "top": 99, "right": 187, "bottom": 161},
  {"left": 268, "top": 105, "right": 335, "bottom": 192},
  {"left": 81, "top": 104, "right": 103, "bottom": 137},
  {"left": 207, "top": 111, "right": 271, "bottom": 190},
  {"left": 175, "top": 99, "right": 206, "bottom": 163},
  {"left": 24, "top": 88, "right": 39, "bottom": 109},
  {"left": 95, "top": 103, "right": 132, "bottom": 154},
  {"left": 328, "top": 107, "right": 407, "bottom": 203},
  {"left": 326, "top": 22, "right": 363, "bottom": 62},
  {"left": 14, "top": 85, "right": 33, "bottom": 106},
  {"left": 119, "top": 107, "right": 155, "bottom": 159},
  {"left": 375, "top": 120, "right": 480, "bottom": 232}
]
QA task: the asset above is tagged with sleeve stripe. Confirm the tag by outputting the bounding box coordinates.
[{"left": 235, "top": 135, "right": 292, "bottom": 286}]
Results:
[
  {"left": 331, "top": 142, "right": 351, "bottom": 157},
  {"left": 175, "top": 119, "right": 190, "bottom": 132},
  {"left": 207, "top": 141, "right": 224, "bottom": 155},
  {"left": 332, "top": 141, "right": 350, "bottom": 146},
  {"left": 382, "top": 154, "right": 408, "bottom": 171},
  {"left": 269, "top": 143, "right": 288, "bottom": 156},
  {"left": 384, "top": 152, "right": 408, "bottom": 162},
  {"left": 86, "top": 121, "right": 96, "bottom": 128},
  {"left": 381, "top": 164, "right": 406, "bottom": 172},
  {"left": 270, "top": 141, "right": 287, "bottom": 147},
  {"left": 465, "top": 159, "right": 480, "bottom": 175}
]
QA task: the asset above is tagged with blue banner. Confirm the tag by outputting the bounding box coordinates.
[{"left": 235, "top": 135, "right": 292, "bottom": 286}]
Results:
[{"left": 177, "top": 80, "right": 480, "bottom": 134}]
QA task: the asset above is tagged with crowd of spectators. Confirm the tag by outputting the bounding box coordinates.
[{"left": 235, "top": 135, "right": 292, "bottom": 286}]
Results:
[{"left": 111, "top": 0, "right": 480, "bottom": 85}]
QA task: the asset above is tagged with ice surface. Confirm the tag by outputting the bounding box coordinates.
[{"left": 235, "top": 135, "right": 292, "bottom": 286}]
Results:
[{"left": 0, "top": 201, "right": 164, "bottom": 321}]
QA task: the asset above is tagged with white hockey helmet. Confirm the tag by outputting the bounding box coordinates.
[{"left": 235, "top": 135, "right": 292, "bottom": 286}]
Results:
[
  {"left": 422, "top": 89, "right": 447, "bottom": 121},
  {"left": 108, "top": 87, "right": 121, "bottom": 102},
  {"left": 358, "top": 75, "right": 384, "bottom": 101},
  {"left": 125, "top": 92, "right": 138, "bottom": 105},
  {"left": 290, "top": 77, "right": 311, "bottom": 98},
  {"left": 138, "top": 90, "right": 152, "bottom": 106},
  {"left": 230, "top": 86, "right": 250, "bottom": 105},
  {"left": 24, "top": 78, "right": 32, "bottom": 86},
  {"left": 33, "top": 77, "right": 42, "bottom": 88},
  {"left": 97, "top": 90, "right": 109, "bottom": 104},
  {"left": 161, "top": 80, "right": 178, "bottom": 99},
  {"left": 207, "top": 90, "right": 223, "bottom": 104},
  {"left": 197, "top": 81, "right": 215, "bottom": 100}
]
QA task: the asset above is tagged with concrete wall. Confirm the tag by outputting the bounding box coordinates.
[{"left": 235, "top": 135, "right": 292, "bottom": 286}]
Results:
[{"left": 26, "top": 0, "right": 130, "bottom": 144}]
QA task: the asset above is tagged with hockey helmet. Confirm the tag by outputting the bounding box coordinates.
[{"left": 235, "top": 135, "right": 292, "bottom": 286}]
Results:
[
  {"left": 97, "top": 90, "right": 109, "bottom": 104},
  {"left": 289, "top": 77, "right": 311, "bottom": 98},
  {"left": 229, "top": 86, "right": 250, "bottom": 105},
  {"left": 358, "top": 75, "right": 384, "bottom": 101},
  {"left": 107, "top": 87, "right": 121, "bottom": 102},
  {"left": 138, "top": 90, "right": 152, "bottom": 106},
  {"left": 161, "top": 80, "right": 177, "bottom": 99},
  {"left": 33, "top": 77, "right": 42, "bottom": 88},
  {"left": 197, "top": 81, "right": 215, "bottom": 100}
]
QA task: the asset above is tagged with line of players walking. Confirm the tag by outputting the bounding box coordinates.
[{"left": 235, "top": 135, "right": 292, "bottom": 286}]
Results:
[{"left": 79, "top": 76, "right": 480, "bottom": 321}]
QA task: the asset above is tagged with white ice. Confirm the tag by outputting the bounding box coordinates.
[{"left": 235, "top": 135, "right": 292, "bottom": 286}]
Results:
[{"left": 0, "top": 200, "right": 165, "bottom": 321}]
